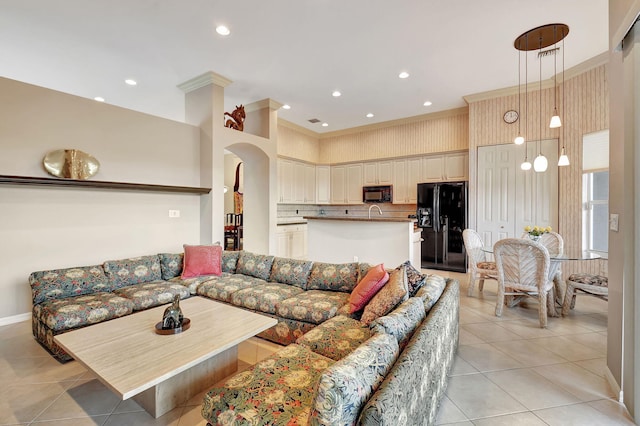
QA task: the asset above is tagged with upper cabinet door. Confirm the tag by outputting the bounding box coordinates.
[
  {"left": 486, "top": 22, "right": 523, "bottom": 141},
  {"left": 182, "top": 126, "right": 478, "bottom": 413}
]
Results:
[
  {"left": 293, "top": 162, "right": 306, "bottom": 203},
  {"left": 316, "top": 165, "right": 331, "bottom": 204},
  {"left": 392, "top": 159, "right": 408, "bottom": 203},
  {"left": 377, "top": 161, "right": 393, "bottom": 184},
  {"left": 330, "top": 165, "right": 347, "bottom": 204},
  {"left": 423, "top": 155, "right": 445, "bottom": 182},
  {"left": 278, "top": 159, "right": 295, "bottom": 203},
  {"left": 363, "top": 162, "right": 378, "bottom": 185},
  {"left": 406, "top": 157, "right": 422, "bottom": 203},
  {"left": 346, "top": 164, "right": 363, "bottom": 204},
  {"left": 444, "top": 153, "right": 468, "bottom": 181}
]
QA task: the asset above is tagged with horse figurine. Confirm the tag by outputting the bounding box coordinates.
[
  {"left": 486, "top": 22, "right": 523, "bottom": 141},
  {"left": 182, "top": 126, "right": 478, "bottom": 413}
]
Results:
[
  {"left": 162, "top": 294, "right": 184, "bottom": 329},
  {"left": 224, "top": 105, "right": 245, "bottom": 131}
]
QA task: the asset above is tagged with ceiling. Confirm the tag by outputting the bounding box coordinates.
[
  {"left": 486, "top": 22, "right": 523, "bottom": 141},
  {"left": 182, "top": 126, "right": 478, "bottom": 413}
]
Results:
[{"left": 0, "top": 0, "right": 609, "bottom": 134}]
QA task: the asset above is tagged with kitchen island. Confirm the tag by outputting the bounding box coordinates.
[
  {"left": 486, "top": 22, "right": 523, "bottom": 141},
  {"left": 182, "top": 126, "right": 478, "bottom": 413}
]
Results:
[{"left": 304, "top": 216, "right": 421, "bottom": 268}]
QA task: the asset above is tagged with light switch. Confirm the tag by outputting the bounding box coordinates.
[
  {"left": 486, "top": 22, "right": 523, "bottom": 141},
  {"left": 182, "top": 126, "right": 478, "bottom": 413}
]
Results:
[
  {"left": 169, "top": 210, "right": 180, "bottom": 218},
  {"left": 610, "top": 213, "right": 619, "bottom": 232}
]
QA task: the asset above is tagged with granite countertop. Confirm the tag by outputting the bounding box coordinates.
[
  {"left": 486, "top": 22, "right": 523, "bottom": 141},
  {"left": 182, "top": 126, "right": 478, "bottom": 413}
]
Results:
[
  {"left": 303, "top": 216, "right": 414, "bottom": 223},
  {"left": 277, "top": 217, "right": 308, "bottom": 225}
]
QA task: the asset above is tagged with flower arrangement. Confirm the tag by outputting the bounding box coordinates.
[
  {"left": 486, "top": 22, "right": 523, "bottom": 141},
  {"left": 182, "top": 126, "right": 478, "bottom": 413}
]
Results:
[{"left": 524, "top": 225, "right": 552, "bottom": 238}]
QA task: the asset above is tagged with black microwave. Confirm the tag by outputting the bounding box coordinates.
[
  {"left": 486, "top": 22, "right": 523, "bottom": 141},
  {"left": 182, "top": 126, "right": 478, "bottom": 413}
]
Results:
[{"left": 362, "top": 185, "right": 393, "bottom": 203}]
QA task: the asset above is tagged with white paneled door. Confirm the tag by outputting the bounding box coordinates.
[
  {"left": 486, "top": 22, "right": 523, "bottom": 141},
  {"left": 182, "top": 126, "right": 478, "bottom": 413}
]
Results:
[{"left": 477, "top": 140, "right": 558, "bottom": 248}]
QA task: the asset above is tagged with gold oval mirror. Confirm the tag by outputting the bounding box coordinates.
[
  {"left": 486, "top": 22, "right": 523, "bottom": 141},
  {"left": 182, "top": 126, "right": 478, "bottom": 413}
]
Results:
[{"left": 43, "top": 149, "right": 100, "bottom": 179}]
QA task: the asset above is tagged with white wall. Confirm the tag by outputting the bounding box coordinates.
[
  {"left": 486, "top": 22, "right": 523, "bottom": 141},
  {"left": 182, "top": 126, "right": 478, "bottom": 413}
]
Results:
[{"left": 0, "top": 77, "right": 202, "bottom": 320}]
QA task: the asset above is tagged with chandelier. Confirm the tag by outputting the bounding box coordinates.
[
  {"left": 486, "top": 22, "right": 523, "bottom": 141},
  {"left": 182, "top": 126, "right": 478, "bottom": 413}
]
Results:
[{"left": 514, "top": 23, "right": 570, "bottom": 172}]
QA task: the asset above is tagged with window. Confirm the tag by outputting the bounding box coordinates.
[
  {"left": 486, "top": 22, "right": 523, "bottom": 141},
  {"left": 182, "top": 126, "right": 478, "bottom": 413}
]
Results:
[{"left": 582, "top": 170, "right": 609, "bottom": 255}]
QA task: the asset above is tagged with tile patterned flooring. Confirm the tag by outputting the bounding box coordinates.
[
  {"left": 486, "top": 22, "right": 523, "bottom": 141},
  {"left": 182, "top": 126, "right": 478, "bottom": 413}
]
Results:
[{"left": 0, "top": 270, "right": 634, "bottom": 425}]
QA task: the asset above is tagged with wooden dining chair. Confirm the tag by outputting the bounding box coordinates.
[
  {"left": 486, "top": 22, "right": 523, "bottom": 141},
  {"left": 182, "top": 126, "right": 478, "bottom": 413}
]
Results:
[
  {"left": 494, "top": 238, "right": 554, "bottom": 328},
  {"left": 224, "top": 213, "right": 242, "bottom": 250},
  {"left": 462, "top": 229, "right": 498, "bottom": 297}
]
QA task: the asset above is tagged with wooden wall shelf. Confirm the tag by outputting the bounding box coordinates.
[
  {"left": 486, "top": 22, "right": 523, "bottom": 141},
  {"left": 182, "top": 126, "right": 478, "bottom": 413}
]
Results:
[{"left": 0, "top": 175, "right": 211, "bottom": 194}]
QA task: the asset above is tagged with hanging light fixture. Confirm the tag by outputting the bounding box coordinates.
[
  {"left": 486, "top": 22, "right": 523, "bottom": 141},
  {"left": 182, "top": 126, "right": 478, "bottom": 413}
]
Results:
[
  {"left": 549, "top": 26, "right": 562, "bottom": 128},
  {"left": 519, "top": 33, "right": 531, "bottom": 169},
  {"left": 514, "top": 23, "right": 569, "bottom": 172},
  {"left": 514, "top": 49, "right": 524, "bottom": 145},
  {"left": 558, "top": 26, "right": 570, "bottom": 166}
]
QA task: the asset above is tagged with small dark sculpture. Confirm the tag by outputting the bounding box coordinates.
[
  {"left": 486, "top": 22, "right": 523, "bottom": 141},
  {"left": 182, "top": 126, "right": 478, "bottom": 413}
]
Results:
[
  {"left": 224, "top": 105, "right": 245, "bottom": 131},
  {"left": 162, "top": 295, "right": 184, "bottom": 329}
]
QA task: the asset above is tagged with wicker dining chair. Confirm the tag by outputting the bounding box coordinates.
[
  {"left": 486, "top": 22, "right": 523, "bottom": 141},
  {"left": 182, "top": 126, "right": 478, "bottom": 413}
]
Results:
[
  {"left": 521, "top": 231, "right": 565, "bottom": 302},
  {"left": 494, "top": 238, "right": 554, "bottom": 328},
  {"left": 462, "top": 229, "right": 498, "bottom": 297}
]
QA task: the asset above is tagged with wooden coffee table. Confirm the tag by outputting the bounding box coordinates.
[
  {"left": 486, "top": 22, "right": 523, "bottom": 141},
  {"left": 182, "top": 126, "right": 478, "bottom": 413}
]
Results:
[{"left": 54, "top": 296, "right": 277, "bottom": 418}]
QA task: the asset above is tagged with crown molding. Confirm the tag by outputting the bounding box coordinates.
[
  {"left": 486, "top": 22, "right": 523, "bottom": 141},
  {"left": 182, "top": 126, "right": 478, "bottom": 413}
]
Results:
[
  {"left": 245, "top": 98, "right": 283, "bottom": 112},
  {"left": 277, "top": 119, "right": 321, "bottom": 138},
  {"left": 317, "top": 107, "right": 469, "bottom": 139},
  {"left": 464, "top": 51, "right": 609, "bottom": 104},
  {"left": 177, "top": 71, "right": 233, "bottom": 93}
]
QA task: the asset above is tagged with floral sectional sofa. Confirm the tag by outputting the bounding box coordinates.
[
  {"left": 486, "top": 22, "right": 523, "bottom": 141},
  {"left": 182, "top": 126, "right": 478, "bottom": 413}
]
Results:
[{"left": 29, "top": 250, "right": 459, "bottom": 424}]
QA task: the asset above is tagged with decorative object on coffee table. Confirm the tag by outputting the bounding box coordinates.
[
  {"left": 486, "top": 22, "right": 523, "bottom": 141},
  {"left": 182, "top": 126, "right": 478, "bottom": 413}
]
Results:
[
  {"left": 155, "top": 295, "right": 190, "bottom": 334},
  {"left": 224, "top": 104, "right": 245, "bottom": 131},
  {"left": 43, "top": 148, "right": 100, "bottom": 179}
]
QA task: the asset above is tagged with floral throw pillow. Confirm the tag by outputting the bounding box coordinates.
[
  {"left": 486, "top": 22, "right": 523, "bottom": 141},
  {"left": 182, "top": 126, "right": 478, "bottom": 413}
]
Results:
[
  {"left": 360, "top": 265, "right": 409, "bottom": 325},
  {"left": 397, "top": 260, "right": 427, "bottom": 296}
]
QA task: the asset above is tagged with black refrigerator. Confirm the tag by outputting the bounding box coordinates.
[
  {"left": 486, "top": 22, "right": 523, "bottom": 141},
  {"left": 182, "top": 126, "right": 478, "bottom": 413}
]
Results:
[{"left": 417, "top": 182, "right": 467, "bottom": 272}]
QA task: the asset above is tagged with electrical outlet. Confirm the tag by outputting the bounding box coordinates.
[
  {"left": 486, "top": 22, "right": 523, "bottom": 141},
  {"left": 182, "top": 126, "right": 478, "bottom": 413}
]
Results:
[
  {"left": 610, "top": 213, "right": 619, "bottom": 232},
  {"left": 353, "top": 256, "right": 358, "bottom": 262},
  {"left": 345, "top": 209, "right": 348, "bottom": 214},
  {"left": 168, "top": 209, "right": 180, "bottom": 218}
]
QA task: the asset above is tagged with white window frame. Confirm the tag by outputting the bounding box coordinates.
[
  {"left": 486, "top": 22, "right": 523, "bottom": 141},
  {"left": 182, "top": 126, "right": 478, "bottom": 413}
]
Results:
[{"left": 582, "top": 170, "right": 609, "bottom": 257}]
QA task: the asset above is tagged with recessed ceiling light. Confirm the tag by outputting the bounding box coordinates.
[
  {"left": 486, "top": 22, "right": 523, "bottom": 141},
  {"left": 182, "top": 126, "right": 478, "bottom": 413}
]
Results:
[
  {"left": 398, "top": 72, "right": 410, "bottom": 79},
  {"left": 125, "top": 79, "right": 137, "bottom": 86},
  {"left": 94, "top": 97, "right": 105, "bottom": 102},
  {"left": 282, "top": 104, "right": 291, "bottom": 110},
  {"left": 366, "top": 113, "right": 374, "bottom": 118},
  {"left": 423, "top": 101, "right": 433, "bottom": 106},
  {"left": 322, "top": 123, "right": 329, "bottom": 127},
  {"left": 216, "top": 25, "right": 230, "bottom": 36},
  {"left": 332, "top": 91, "right": 341, "bottom": 97}
]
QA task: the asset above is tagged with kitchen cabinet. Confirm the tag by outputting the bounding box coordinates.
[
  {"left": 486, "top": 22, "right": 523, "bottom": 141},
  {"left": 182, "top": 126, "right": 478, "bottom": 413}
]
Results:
[
  {"left": 331, "top": 163, "right": 363, "bottom": 204},
  {"left": 276, "top": 224, "right": 308, "bottom": 259},
  {"left": 278, "top": 159, "right": 295, "bottom": 203},
  {"left": 363, "top": 161, "right": 393, "bottom": 185},
  {"left": 392, "top": 158, "right": 422, "bottom": 204},
  {"left": 422, "top": 153, "right": 468, "bottom": 182},
  {"left": 316, "top": 165, "right": 331, "bottom": 204},
  {"left": 278, "top": 159, "right": 316, "bottom": 204}
]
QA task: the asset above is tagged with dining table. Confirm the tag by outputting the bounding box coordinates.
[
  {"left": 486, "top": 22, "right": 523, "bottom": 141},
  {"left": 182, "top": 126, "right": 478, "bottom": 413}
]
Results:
[{"left": 480, "top": 245, "right": 601, "bottom": 316}]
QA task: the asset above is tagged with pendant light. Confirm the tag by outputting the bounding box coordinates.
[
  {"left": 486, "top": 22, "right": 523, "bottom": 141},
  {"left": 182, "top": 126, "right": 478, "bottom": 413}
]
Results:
[
  {"left": 514, "top": 49, "right": 524, "bottom": 145},
  {"left": 514, "top": 24, "right": 569, "bottom": 173},
  {"left": 533, "top": 33, "right": 548, "bottom": 173},
  {"left": 519, "top": 34, "right": 531, "bottom": 170},
  {"left": 549, "top": 26, "right": 562, "bottom": 128},
  {"left": 558, "top": 27, "right": 570, "bottom": 166}
]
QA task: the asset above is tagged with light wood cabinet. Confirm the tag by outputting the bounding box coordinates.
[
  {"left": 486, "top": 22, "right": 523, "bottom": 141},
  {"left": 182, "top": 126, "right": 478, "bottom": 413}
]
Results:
[
  {"left": 278, "top": 159, "right": 316, "bottom": 204},
  {"left": 331, "top": 164, "right": 363, "bottom": 204},
  {"left": 276, "top": 224, "right": 308, "bottom": 259},
  {"left": 363, "top": 161, "right": 393, "bottom": 185},
  {"left": 392, "top": 158, "right": 422, "bottom": 204},
  {"left": 316, "top": 165, "right": 331, "bottom": 204},
  {"left": 422, "top": 153, "right": 468, "bottom": 182}
]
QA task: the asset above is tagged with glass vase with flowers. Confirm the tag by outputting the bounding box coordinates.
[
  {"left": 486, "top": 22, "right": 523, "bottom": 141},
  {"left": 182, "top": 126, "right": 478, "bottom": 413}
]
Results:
[{"left": 524, "top": 225, "right": 552, "bottom": 242}]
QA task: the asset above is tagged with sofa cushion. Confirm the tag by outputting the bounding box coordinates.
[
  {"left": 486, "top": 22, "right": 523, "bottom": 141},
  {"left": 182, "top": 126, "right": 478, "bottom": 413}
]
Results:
[
  {"left": 196, "top": 274, "right": 267, "bottom": 303},
  {"left": 236, "top": 251, "right": 275, "bottom": 281},
  {"left": 397, "top": 260, "right": 428, "bottom": 296},
  {"left": 370, "top": 297, "right": 425, "bottom": 350},
  {"left": 103, "top": 255, "right": 162, "bottom": 289},
  {"left": 158, "top": 253, "right": 183, "bottom": 280},
  {"left": 257, "top": 314, "right": 318, "bottom": 346},
  {"left": 361, "top": 265, "right": 409, "bottom": 325},
  {"left": 169, "top": 272, "right": 229, "bottom": 295},
  {"left": 221, "top": 250, "right": 240, "bottom": 273},
  {"left": 307, "top": 262, "right": 359, "bottom": 292},
  {"left": 33, "top": 292, "right": 135, "bottom": 332},
  {"left": 309, "top": 333, "right": 399, "bottom": 426},
  {"left": 181, "top": 244, "right": 222, "bottom": 278},
  {"left": 348, "top": 263, "right": 389, "bottom": 313},
  {"left": 296, "top": 314, "right": 372, "bottom": 361},
  {"left": 202, "top": 344, "right": 334, "bottom": 426},
  {"left": 30, "top": 265, "right": 110, "bottom": 305},
  {"left": 276, "top": 290, "right": 350, "bottom": 325},
  {"left": 231, "top": 283, "right": 304, "bottom": 314},
  {"left": 112, "top": 282, "right": 190, "bottom": 311},
  {"left": 269, "top": 257, "right": 314, "bottom": 289},
  {"left": 415, "top": 274, "right": 447, "bottom": 311}
]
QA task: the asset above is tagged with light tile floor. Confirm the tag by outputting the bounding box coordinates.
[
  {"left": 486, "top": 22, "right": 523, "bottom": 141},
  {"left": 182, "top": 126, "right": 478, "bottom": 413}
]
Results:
[{"left": 0, "top": 270, "right": 633, "bottom": 425}]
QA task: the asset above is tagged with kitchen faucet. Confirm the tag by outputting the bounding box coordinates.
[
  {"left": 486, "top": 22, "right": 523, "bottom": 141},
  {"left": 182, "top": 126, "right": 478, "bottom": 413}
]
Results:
[{"left": 368, "top": 204, "right": 383, "bottom": 219}]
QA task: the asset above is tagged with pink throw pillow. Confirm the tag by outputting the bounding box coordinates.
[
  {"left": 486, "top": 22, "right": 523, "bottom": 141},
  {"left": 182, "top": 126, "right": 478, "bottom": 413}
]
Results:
[
  {"left": 181, "top": 244, "right": 222, "bottom": 279},
  {"left": 348, "top": 264, "right": 390, "bottom": 313}
]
